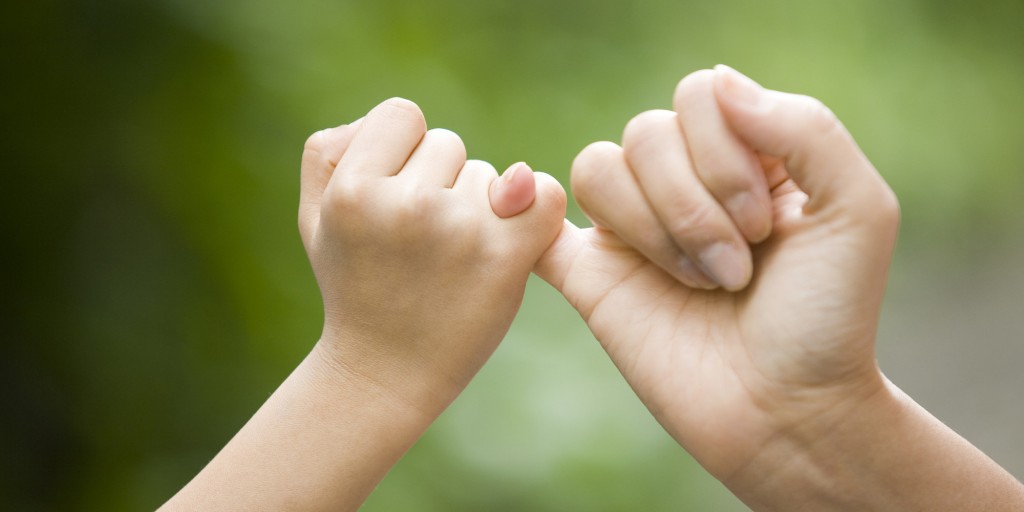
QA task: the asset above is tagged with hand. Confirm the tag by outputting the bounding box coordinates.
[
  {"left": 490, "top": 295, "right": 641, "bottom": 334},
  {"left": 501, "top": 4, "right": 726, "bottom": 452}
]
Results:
[
  {"left": 300, "top": 97, "right": 566, "bottom": 415},
  {"left": 535, "top": 66, "right": 899, "bottom": 482},
  {"left": 164, "top": 98, "right": 565, "bottom": 512}
]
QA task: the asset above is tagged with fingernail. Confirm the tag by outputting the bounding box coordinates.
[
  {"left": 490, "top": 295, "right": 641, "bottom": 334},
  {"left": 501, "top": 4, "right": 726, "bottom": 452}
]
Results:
[
  {"left": 504, "top": 162, "right": 526, "bottom": 184},
  {"left": 698, "top": 242, "right": 751, "bottom": 291},
  {"left": 492, "top": 162, "right": 520, "bottom": 198},
  {"left": 726, "top": 192, "right": 772, "bottom": 243},
  {"left": 678, "top": 255, "right": 718, "bottom": 290},
  {"left": 714, "top": 64, "right": 763, "bottom": 109}
]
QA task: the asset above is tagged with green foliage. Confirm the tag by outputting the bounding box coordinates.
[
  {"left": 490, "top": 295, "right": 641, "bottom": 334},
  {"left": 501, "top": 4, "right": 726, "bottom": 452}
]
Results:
[{"left": 4, "top": 0, "right": 1022, "bottom": 509}]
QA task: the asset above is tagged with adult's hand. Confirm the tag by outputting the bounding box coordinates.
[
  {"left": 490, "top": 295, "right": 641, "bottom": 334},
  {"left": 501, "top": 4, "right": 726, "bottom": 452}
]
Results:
[{"left": 535, "top": 66, "right": 1023, "bottom": 510}]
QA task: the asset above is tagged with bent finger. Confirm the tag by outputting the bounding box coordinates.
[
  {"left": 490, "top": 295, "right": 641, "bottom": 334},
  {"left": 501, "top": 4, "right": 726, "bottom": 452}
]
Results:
[
  {"left": 572, "top": 141, "right": 718, "bottom": 289},
  {"left": 334, "top": 97, "right": 427, "bottom": 179},
  {"left": 675, "top": 69, "right": 772, "bottom": 243},
  {"left": 398, "top": 128, "right": 467, "bottom": 188},
  {"left": 299, "top": 120, "right": 361, "bottom": 246},
  {"left": 621, "top": 110, "right": 752, "bottom": 291}
]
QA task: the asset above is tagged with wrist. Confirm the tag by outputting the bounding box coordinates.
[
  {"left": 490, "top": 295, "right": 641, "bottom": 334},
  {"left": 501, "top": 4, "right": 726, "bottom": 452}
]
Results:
[
  {"left": 311, "top": 330, "right": 462, "bottom": 422},
  {"left": 163, "top": 340, "right": 451, "bottom": 512},
  {"left": 722, "top": 368, "right": 898, "bottom": 511},
  {"left": 726, "top": 365, "right": 1024, "bottom": 512}
]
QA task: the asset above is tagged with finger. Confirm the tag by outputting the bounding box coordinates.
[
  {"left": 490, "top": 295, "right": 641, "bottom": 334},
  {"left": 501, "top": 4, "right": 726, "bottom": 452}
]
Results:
[
  {"left": 499, "top": 171, "right": 569, "bottom": 258},
  {"left": 532, "top": 218, "right": 586, "bottom": 295},
  {"left": 452, "top": 159, "right": 499, "bottom": 205},
  {"left": 334, "top": 97, "right": 427, "bottom": 179},
  {"left": 489, "top": 162, "right": 537, "bottom": 218},
  {"left": 621, "top": 110, "right": 752, "bottom": 291},
  {"left": 299, "top": 120, "right": 361, "bottom": 246},
  {"left": 712, "top": 65, "right": 897, "bottom": 221},
  {"left": 675, "top": 69, "right": 772, "bottom": 243},
  {"left": 398, "top": 128, "right": 467, "bottom": 188},
  {"left": 450, "top": 161, "right": 565, "bottom": 272},
  {"left": 571, "top": 141, "right": 718, "bottom": 289}
]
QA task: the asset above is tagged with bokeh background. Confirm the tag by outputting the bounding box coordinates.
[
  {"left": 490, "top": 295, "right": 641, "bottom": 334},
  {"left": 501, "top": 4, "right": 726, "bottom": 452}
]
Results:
[{"left": 4, "top": 0, "right": 1023, "bottom": 510}]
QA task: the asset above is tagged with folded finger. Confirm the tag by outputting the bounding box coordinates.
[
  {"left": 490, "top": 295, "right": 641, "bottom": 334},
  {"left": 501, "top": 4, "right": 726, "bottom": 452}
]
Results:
[
  {"left": 299, "top": 120, "right": 361, "bottom": 245},
  {"left": 398, "top": 128, "right": 467, "bottom": 188},
  {"left": 621, "top": 109, "right": 752, "bottom": 291},
  {"left": 675, "top": 69, "right": 772, "bottom": 243},
  {"left": 334, "top": 97, "right": 427, "bottom": 179},
  {"left": 453, "top": 159, "right": 499, "bottom": 209},
  {"left": 572, "top": 141, "right": 717, "bottom": 289}
]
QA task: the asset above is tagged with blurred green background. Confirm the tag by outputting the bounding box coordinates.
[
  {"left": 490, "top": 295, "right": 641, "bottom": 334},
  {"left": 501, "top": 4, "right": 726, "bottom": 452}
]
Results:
[{"left": 4, "top": 0, "right": 1023, "bottom": 510}]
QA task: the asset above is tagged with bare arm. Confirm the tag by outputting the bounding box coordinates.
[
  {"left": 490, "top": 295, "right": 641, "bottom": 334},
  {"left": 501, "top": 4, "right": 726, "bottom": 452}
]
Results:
[
  {"left": 730, "top": 378, "right": 1024, "bottom": 510},
  {"left": 162, "top": 98, "right": 564, "bottom": 511},
  {"left": 161, "top": 343, "right": 439, "bottom": 511}
]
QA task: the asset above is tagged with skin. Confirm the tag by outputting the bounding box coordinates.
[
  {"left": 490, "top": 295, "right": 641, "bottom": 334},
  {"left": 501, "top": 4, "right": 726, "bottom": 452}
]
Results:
[
  {"left": 163, "top": 68, "right": 1023, "bottom": 511},
  {"left": 533, "top": 65, "right": 1024, "bottom": 510},
  {"left": 161, "top": 97, "right": 565, "bottom": 511}
]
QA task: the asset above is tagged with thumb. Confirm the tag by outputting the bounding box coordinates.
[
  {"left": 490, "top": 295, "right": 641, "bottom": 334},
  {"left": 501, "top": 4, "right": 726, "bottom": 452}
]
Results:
[
  {"left": 712, "top": 64, "right": 893, "bottom": 216},
  {"left": 532, "top": 218, "right": 586, "bottom": 296},
  {"left": 489, "top": 162, "right": 537, "bottom": 218}
]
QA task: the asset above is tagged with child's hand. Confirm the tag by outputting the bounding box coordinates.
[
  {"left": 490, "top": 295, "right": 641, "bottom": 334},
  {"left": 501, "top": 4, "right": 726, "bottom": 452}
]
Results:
[
  {"left": 300, "top": 98, "right": 566, "bottom": 415},
  {"left": 164, "top": 98, "right": 565, "bottom": 512},
  {"left": 535, "top": 66, "right": 904, "bottom": 502}
]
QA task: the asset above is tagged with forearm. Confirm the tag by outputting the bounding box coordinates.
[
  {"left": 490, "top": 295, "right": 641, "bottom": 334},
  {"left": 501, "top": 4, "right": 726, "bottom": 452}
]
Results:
[
  {"left": 161, "top": 341, "right": 440, "bottom": 512},
  {"left": 727, "top": 377, "right": 1024, "bottom": 511}
]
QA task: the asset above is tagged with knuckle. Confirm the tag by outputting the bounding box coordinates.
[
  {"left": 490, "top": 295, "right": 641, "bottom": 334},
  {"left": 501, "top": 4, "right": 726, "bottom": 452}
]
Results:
[
  {"left": 667, "top": 202, "right": 721, "bottom": 243},
  {"left": 322, "top": 177, "right": 365, "bottom": 216},
  {"left": 704, "top": 174, "right": 755, "bottom": 202},
  {"left": 573, "top": 141, "right": 621, "bottom": 172},
  {"left": 466, "top": 159, "right": 498, "bottom": 177},
  {"left": 376, "top": 97, "right": 426, "bottom": 124},
  {"left": 571, "top": 141, "right": 621, "bottom": 199},
  {"left": 426, "top": 128, "right": 467, "bottom": 160},
  {"left": 797, "top": 95, "right": 841, "bottom": 137},
  {"left": 781, "top": 95, "right": 844, "bottom": 173},
  {"left": 394, "top": 185, "right": 440, "bottom": 220},
  {"left": 672, "top": 68, "right": 714, "bottom": 107},
  {"left": 621, "top": 109, "right": 676, "bottom": 155},
  {"left": 303, "top": 129, "right": 328, "bottom": 154}
]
